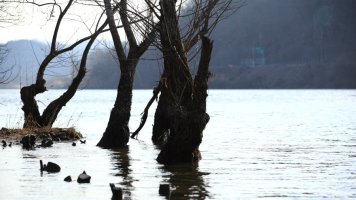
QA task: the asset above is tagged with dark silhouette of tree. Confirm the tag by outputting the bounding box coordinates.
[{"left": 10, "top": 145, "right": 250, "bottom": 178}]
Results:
[
  {"left": 20, "top": 0, "right": 108, "bottom": 128},
  {"left": 130, "top": 0, "right": 240, "bottom": 145},
  {"left": 154, "top": 0, "right": 230, "bottom": 146},
  {"left": 97, "top": 0, "right": 156, "bottom": 148},
  {"left": 133, "top": 0, "right": 237, "bottom": 164},
  {"left": 128, "top": 0, "right": 238, "bottom": 164}
]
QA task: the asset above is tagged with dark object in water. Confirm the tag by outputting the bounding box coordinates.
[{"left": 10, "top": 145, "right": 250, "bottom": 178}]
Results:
[
  {"left": 80, "top": 139, "right": 86, "bottom": 144},
  {"left": 41, "top": 139, "right": 53, "bottom": 148},
  {"left": 20, "top": 135, "right": 36, "bottom": 149},
  {"left": 40, "top": 160, "right": 61, "bottom": 173},
  {"left": 8, "top": 142, "right": 12, "bottom": 147},
  {"left": 77, "top": 171, "right": 91, "bottom": 183},
  {"left": 2, "top": 140, "right": 6, "bottom": 147},
  {"left": 72, "top": 142, "right": 76, "bottom": 146},
  {"left": 64, "top": 176, "right": 72, "bottom": 182},
  {"left": 110, "top": 183, "right": 122, "bottom": 200},
  {"left": 40, "top": 160, "right": 44, "bottom": 171},
  {"left": 159, "top": 184, "right": 170, "bottom": 197}
]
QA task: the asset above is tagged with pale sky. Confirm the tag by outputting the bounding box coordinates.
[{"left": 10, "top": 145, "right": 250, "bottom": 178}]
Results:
[{"left": 0, "top": 1, "right": 111, "bottom": 44}]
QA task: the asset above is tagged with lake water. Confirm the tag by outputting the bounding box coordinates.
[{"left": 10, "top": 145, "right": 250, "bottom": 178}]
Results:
[{"left": 0, "top": 89, "right": 355, "bottom": 199}]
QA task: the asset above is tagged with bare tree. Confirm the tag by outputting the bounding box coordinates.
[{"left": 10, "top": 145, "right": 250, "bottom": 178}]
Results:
[
  {"left": 152, "top": 0, "right": 238, "bottom": 146},
  {"left": 130, "top": 0, "right": 241, "bottom": 164},
  {"left": 20, "top": 0, "right": 108, "bottom": 128},
  {"left": 154, "top": 0, "right": 212, "bottom": 164},
  {"left": 129, "top": 0, "right": 240, "bottom": 142},
  {"left": 97, "top": 0, "right": 157, "bottom": 148}
]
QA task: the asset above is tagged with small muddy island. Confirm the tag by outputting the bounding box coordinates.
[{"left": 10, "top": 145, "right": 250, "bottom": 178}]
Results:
[{"left": 0, "top": 127, "right": 82, "bottom": 148}]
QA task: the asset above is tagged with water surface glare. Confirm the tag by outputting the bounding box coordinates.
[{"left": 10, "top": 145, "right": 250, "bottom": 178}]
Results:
[{"left": 1, "top": 90, "right": 356, "bottom": 199}]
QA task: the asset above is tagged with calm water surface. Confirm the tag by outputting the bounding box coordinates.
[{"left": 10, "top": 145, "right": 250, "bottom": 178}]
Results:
[{"left": 0, "top": 90, "right": 355, "bottom": 199}]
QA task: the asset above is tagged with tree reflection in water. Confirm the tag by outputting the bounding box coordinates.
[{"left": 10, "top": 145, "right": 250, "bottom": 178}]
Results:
[
  {"left": 109, "top": 147, "right": 134, "bottom": 198},
  {"left": 161, "top": 164, "right": 210, "bottom": 199}
]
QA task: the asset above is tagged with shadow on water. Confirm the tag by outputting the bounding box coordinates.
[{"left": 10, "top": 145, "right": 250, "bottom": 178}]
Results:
[
  {"left": 109, "top": 147, "right": 134, "bottom": 199},
  {"left": 161, "top": 163, "right": 210, "bottom": 199}
]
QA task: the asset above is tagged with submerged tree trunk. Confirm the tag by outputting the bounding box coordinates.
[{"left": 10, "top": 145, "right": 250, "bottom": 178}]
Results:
[
  {"left": 97, "top": 0, "right": 155, "bottom": 148},
  {"left": 97, "top": 60, "right": 137, "bottom": 148},
  {"left": 154, "top": 0, "right": 213, "bottom": 164},
  {"left": 156, "top": 37, "right": 212, "bottom": 164}
]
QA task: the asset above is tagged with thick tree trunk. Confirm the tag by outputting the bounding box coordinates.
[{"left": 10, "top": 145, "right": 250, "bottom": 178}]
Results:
[
  {"left": 99, "top": 0, "right": 155, "bottom": 148},
  {"left": 157, "top": 37, "right": 212, "bottom": 164},
  {"left": 21, "top": 85, "right": 44, "bottom": 128},
  {"left": 21, "top": 57, "right": 52, "bottom": 128},
  {"left": 156, "top": 41, "right": 212, "bottom": 164},
  {"left": 97, "top": 61, "right": 137, "bottom": 148},
  {"left": 154, "top": 0, "right": 213, "bottom": 164},
  {"left": 152, "top": 0, "right": 192, "bottom": 145}
]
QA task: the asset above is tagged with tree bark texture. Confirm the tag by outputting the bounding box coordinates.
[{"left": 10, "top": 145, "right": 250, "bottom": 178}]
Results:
[
  {"left": 152, "top": 0, "right": 192, "bottom": 145},
  {"left": 155, "top": 0, "right": 213, "bottom": 164},
  {"left": 151, "top": 89, "right": 170, "bottom": 145},
  {"left": 21, "top": 56, "right": 53, "bottom": 128},
  {"left": 97, "top": 60, "right": 137, "bottom": 148}
]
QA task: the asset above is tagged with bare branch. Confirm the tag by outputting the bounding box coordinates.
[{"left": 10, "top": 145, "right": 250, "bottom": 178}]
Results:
[
  {"left": 103, "top": 0, "right": 127, "bottom": 63},
  {"left": 181, "top": 0, "right": 243, "bottom": 51},
  {"left": 118, "top": 0, "right": 138, "bottom": 48}
]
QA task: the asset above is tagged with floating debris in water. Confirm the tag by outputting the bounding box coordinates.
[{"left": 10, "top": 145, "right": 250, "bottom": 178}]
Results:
[
  {"left": 77, "top": 171, "right": 91, "bottom": 183},
  {"left": 40, "top": 160, "right": 61, "bottom": 173},
  {"left": 64, "top": 176, "right": 72, "bottom": 182}
]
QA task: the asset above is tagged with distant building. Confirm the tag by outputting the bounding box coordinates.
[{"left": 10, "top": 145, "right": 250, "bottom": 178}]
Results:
[{"left": 240, "top": 46, "right": 266, "bottom": 66}]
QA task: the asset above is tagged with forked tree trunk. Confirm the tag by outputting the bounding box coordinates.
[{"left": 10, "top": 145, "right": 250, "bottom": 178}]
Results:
[
  {"left": 21, "top": 57, "right": 52, "bottom": 128},
  {"left": 155, "top": 0, "right": 213, "bottom": 164},
  {"left": 156, "top": 37, "right": 212, "bottom": 164},
  {"left": 97, "top": 60, "right": 137, "bottom": 148},
  {"left": 19, "top": 0, "right": 107, "bottom": 128},
  {"left": 20, "top": 20, "right": 106, "bottom": 128}
]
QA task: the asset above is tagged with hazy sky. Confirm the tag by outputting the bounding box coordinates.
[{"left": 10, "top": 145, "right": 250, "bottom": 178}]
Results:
[{"left": 0, "top": 1, "right": 111, "bottom": 44}]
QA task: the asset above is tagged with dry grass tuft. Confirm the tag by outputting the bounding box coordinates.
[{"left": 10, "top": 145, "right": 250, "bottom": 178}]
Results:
[{"left": 0, "top": 127, "right": 82, "bottom": 141}]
